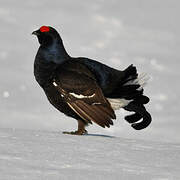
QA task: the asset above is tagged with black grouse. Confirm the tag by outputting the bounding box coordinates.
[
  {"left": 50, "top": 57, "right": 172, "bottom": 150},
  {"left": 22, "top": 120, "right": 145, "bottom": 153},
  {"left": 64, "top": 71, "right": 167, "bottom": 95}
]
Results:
[{"left": 32, "top": 26, "right": 152, "bottom": 135}]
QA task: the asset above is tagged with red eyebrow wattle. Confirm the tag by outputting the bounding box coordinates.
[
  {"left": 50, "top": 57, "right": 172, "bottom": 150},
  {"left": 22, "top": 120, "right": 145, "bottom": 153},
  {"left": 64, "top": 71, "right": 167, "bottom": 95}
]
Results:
[{"left": 40, "top": 26, "right": 50, "bottom": 32}]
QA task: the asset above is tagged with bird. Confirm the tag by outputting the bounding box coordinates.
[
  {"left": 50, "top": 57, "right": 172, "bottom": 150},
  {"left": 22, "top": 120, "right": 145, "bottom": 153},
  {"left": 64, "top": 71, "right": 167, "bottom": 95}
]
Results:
[{"left": 32, "top": 26, "right": 152, "bottom": 135}]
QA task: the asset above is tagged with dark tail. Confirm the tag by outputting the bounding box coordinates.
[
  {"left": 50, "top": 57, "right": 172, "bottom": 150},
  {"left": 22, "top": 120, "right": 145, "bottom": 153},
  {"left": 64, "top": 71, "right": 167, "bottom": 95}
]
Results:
[
  {"left": 124, "top": 103, "right": 152, "bottom": 130},
  {"left": 123, "top": 64, "right": 151, "bottom": 130},
  {"left": 108, "top": 64, "right": 152, "bottom": 130}
]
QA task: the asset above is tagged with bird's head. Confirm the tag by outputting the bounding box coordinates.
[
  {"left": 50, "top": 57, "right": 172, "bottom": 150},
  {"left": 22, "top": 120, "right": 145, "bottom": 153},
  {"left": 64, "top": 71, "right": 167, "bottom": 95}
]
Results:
[{"left": 32, "top": 26, "right": 61, "bottom": 46}]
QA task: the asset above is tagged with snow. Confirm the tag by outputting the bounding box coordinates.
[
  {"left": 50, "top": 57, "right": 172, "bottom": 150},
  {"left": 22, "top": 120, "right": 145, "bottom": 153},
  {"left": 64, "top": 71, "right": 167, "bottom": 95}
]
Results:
[
  {"left": 0, "top": 128, "right": 180, "bottom": 180},
  {"left": 2, "top": 91, "right": 10, "bottom": 98}
]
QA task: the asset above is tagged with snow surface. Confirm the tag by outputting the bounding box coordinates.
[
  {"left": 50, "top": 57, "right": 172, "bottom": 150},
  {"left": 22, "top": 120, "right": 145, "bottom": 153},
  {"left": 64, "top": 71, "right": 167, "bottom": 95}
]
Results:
[{"left": 0, "top": 128, "right": 180, "bottom": 180}]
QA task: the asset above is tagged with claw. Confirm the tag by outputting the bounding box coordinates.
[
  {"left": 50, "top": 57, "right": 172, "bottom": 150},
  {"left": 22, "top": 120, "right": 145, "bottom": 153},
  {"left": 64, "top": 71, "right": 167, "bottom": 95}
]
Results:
[{"left": 63, "top": 130, "right": 88, "bottom": 135}]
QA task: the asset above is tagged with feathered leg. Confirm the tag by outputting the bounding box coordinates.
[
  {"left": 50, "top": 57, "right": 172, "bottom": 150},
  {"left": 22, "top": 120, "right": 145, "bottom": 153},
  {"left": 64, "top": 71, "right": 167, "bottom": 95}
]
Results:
[{"left": 63, "top": 119, "right": 88, "bottom": 135}]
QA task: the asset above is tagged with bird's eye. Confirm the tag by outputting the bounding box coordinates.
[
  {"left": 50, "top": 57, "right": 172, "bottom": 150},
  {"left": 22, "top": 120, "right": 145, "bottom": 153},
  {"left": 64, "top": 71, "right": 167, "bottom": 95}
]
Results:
[{"left": 40, "top": 26, "right": 50, "bottom": 32}]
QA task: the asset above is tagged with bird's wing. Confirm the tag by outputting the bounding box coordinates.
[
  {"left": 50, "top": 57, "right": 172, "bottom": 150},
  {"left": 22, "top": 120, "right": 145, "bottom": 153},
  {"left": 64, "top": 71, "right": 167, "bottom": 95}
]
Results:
[{"left": 53, "top": 62, "right": 116, "bottom": 128}]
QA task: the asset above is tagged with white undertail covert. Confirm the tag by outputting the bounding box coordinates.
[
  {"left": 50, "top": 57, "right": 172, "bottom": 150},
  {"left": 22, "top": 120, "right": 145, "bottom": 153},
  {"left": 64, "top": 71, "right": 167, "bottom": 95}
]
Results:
[{"left": 107, "top": 73, "right": 150, "bottom": 110}]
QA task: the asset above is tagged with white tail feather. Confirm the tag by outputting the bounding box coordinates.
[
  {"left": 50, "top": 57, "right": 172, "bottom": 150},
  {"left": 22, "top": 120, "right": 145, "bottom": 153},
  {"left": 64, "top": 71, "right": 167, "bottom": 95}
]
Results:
[
  {"left": 107, "top": 73, "right": 150, "bottom": 110},
  {"left": 107, "top": 98, "right": 132, "bottom": 110},
  {"left": 124, "top": 73, "right": 150, "bottom": 90}
]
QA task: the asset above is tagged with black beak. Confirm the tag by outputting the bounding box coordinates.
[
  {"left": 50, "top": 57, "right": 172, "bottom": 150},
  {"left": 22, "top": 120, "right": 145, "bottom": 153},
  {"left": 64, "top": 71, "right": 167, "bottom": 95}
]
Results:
[{"left": 32, "top": 30, "right": 40, "bottom": 36}]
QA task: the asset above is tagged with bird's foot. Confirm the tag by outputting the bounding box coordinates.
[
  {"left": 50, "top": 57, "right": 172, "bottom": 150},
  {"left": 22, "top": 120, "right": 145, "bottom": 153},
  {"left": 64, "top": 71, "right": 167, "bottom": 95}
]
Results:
[{"left": 63, "top": 129, "right": 88, "bottom": 135}]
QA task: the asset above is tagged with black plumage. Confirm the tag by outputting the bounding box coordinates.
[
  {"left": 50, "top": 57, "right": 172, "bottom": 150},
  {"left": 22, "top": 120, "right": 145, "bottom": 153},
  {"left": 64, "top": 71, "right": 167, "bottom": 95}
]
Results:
[{"left": 32, "top": 26, "right": 152, "bottom": 135}]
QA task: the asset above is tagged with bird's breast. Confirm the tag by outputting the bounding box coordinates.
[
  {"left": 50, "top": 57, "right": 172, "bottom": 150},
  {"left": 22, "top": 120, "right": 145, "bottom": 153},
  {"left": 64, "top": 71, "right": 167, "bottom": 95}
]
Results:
[{"left": 34, "top": 58, "right": 56, "bottom": 88}]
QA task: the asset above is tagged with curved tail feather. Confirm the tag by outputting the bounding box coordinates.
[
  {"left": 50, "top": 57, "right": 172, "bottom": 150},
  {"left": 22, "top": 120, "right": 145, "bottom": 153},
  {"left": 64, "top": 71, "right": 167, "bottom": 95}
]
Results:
[
  {"left": 124, "top": 102, "right": 152, "bottom": 130},
  {"left": 107, "top": 64, "right": 152, "bottom": 130},
  {"left": 125, "top": 112, "right": 142, "bottom": 123},
  {"left": 123, "top": 65, "right": 151, "bottom": 129}
]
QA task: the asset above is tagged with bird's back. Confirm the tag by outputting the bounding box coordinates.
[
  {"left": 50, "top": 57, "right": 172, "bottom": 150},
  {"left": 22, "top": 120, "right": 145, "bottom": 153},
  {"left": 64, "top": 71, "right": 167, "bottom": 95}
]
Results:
[{"left": 75, "top": 57, "right": 125, "bottom": 96}]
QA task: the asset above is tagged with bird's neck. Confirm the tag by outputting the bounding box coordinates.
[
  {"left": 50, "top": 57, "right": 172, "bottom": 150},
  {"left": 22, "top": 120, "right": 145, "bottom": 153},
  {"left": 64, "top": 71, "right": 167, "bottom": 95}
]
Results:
[
  {"left": 40, "top": 38, "right": 70, "bottom": 64},
  {"left": 34, "top": 39, "right": 70, "bottom": 87}
]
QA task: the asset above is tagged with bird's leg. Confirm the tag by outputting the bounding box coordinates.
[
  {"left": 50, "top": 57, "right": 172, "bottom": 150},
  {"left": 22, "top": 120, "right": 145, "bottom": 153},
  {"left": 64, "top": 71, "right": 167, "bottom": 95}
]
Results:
[{"left": 63, "top": 120, "right": 88, "bottom": 135}]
